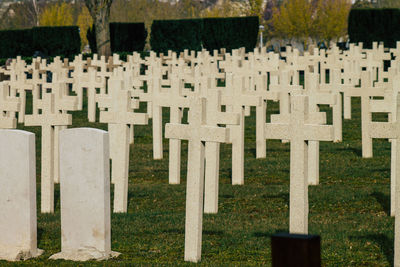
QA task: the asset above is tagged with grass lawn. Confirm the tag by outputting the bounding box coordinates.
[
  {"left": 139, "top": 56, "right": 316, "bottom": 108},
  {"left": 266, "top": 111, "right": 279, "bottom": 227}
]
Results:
[{"left": 6, "top": 92, "right": 394, "bottom": 266}]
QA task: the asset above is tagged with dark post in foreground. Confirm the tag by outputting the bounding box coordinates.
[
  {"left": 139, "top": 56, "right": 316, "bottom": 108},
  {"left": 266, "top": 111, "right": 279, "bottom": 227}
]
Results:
[{"left": 271, "top": 233, "right": 321, "bottom": 267}]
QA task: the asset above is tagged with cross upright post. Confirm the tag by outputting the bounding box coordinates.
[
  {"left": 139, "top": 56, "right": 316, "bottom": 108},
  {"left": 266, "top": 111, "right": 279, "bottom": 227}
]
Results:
[
  {"left": 165, "top": 96, "right": 230, "bottom": 263},
  {"left": 0, "top": 82, "right": 20, "bottom": 129},
  {"left": 368, "top": 92, "right": 400, "bottom": 266},
  {"left": 99, "top": 78, "right": 148, "bottom": 213},
  {"left": 344, "top": 71, "right": 388, "bottom": 158},
  {"left": 265, "top": 94, "right": 334, "bottom": 234},
  {"left": 25, "top": 92, "right": 72, "bottom": 213},
  {"left": 222, "top": 73, "right": 261, "bottom": 185}
]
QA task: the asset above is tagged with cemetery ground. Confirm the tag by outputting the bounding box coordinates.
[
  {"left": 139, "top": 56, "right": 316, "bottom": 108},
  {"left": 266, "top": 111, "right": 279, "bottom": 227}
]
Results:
[{"left": 6, "top": 93, "right": 395, "bottom": 266}]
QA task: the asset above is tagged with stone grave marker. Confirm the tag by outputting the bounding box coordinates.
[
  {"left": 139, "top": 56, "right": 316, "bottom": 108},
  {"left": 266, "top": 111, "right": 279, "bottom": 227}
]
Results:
[
  {"left": 250, "top": 73, "right": 279, "bottom": 159},
  {"left": 344, "top": 71, "right": 387, "bottom": 158},
  {"left": 0, "top": 82, "right": 20, "bottom": 129},
  {"left": 98, "top": 78, "right": 148, "bottom": 213},
  {"left": 0, "top": 129, "right": 43, "bottom": 261},
  {"left": 50, "top": 128, "right": 120, "bottom": 261},
  {"left": 24, "top": 92, "right": 72, "bottom": 213},
  {"left": 204, "top": 89, "right": 240, "bottom": 214},
  {"left": 8, "top": 64, "right": 32, "bottom": 123},
  {"left": 165, "top": 96, "right": 230, "bottom": 263},
  {"left": 305, "top": 72, "right": 341, "bottom": 185},
  {"left": 368, "top": 92, "right": 400, "bottom": 266},
  {"left": 222, "top": 73, "right": 261, "bottom": 185},
  {"left": 265, "top": 94, "right": 334, "bottom": 234}
]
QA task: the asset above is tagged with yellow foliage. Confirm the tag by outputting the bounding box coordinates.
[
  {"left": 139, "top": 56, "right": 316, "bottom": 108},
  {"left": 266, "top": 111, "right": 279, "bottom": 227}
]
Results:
[
  {"left": 314, "top": 0, "right": 351, "bottom": 43},
  {"left": 201, "top": 0, "right": 247, "bottom": 18},
  {"left": 77, "top": 6, "right": 93, "bottom": 49},
  {"left": 39, "top": 2, "right": 74, "bottom": 26},
  {"left": 269, "top": 0, "right": 351, "bottom": 48},
  {"left": 247, "top": 0, "right": 264, "bottom": 20},
  {"left": 270, "top": 0, "right": 314, "bottom": 46}
]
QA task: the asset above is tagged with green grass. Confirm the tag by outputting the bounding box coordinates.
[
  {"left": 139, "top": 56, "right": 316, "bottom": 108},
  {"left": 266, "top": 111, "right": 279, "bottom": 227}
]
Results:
[{"left": 6, "top": 92, "right": 395, "bottom": 266}]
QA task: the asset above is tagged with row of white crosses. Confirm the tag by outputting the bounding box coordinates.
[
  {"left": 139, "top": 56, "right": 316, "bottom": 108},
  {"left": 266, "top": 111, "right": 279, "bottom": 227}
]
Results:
[{"left": 0, "top": 43, "right": 399, "bottom": 262}]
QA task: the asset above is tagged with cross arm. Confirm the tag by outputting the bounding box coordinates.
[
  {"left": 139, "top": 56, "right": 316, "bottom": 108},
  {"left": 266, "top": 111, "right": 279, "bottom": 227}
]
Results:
[
  {"left": 199, "top": 125, "right": 229, "bottom": 143},
  {"left": 315, "top": 93, "right": 336, "bottom": 105},
  {"left": 306, "top": 112, "right": 326, "bottom": 125},
  {"left": 303, "top": 125, "right": 334, "bottom": 141},
  {"left": 369, "top": 122, "right": 398, "bottom": 139},
  {"left": 99, "top": 111, "right": 148, "bottom": 125},
  {"left": 0, "top": 116, "right": 16, "bottom": 128},
  {"left": 370, "top": 99, "right": 393, "bottom": 113},
  {"left": 25, "top": 113, "right": 72, "bottom": 127},
  {"left": 215, "top": 112, "right": 240, "bottom": 125},
  {"left": 165, "top": 123, "right": 190, "bottom": 140},
  {"left": 97, "top": 95, "right": 112, "bottom": 109},
  {"left": 264, "top": 123, "right": 291, "bottom": 140}
]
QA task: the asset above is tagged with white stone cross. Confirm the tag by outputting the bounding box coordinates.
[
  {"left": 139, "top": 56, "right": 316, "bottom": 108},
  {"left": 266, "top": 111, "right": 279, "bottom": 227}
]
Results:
[
  {"left": 134, "top": 61, "right": 169, "bottom": 160},
  {"left": 249, "top": 73, "right": 279, "bottom": 158},
  {"left": 265, "top": 94, "right": 334, "bottom": 234},
  {"left": 222, "top": 73, "right": 261, "bottom": 185},
  {"left": 98, "top": 79, "right": 148, "bottom": 213},
  {"left": 165, "top": 96, "right": 230, "bottom": 263},
  {"left": 367, "top": 92, "right": 400, "bottom": 266},
  {"left": 24, "top": 92, "right": 72, "bottom": 213},
  {"left": 7, "top": 66, "right": 33, "bottom": 123},
  {"left": 204, "top": 89, "right": 240, "bottom": 214},
  {"left": 50, "top": 128, "right": 120, "bottom": 261},
  {"left": 162, "top": 73, "right": 190, "bottom": 184},
  {"left": 343, "top": 70, "right": 388, "bottom": 158},
  {"left": 305, "top": 71, "right": 341, "bottom": 185},
  {"left": 40, "top": 74, "right": 79, "bottom": 184},
  {"left": 0, "top": 129, "right": 43, "bottom": 261},
  {"left": 0, "top": 82, "right": 20, "bottom": 129},
  {"left": 75, "top": 68, "right": 106, "bottom": 122}
]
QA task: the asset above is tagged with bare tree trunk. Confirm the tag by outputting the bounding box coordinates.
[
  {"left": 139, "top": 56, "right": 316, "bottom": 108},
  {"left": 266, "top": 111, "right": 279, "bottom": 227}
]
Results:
[
  {"left": 32, "top": 0, "right": 39, "bottom": 26},
  {"left": 94, "top": 8, "right": 111, "bottom": 58},
  {"left": 85, "top": 0, "right": 113, "bottom": 58}
]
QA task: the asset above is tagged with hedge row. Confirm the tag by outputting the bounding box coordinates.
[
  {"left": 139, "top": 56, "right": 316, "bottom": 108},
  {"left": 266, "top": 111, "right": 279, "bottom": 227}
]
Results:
[
  {"left": 87, "top": 22, "right": 147, "bottom": 54},
  {"left": 0, "top": 26, "right": 80, "bottom": 58},
  {"left": 0, "top": 17, "right": 258, "bottom": 58},
  {"left": 348, "top": 8, "right": 400, "bottom": 48},
  {"left": 150, "top": 16, "right": 259, "bottom": 54}
]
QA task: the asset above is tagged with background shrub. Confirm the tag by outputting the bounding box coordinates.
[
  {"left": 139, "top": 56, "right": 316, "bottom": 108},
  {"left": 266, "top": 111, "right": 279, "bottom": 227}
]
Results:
[
  {"left": 202, "top": 16, "right": 259, "bottom": 53},
  {"left": 150, "top": 19, "right": 203, "bottom": 54},
  {"left": 0, "top": 29, "right": 33, "bottom": 58},
  {"left": 348, "top": 8, "right": 400, "bottom": 48},
  {"left": 87, "top": 22, "right": 148, "bottom": 54}
]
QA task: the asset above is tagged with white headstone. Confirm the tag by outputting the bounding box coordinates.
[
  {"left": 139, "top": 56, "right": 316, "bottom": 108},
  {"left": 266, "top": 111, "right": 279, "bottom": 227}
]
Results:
[
  {"left": 0, "top": 129, "right": 43, "bottom": 261},
  {"left": 49, "top": 128, "right": 120, "bottom": 261}
]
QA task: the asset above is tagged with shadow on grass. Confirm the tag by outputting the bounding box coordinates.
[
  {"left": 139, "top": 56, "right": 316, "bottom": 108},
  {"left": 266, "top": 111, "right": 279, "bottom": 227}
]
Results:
[
  {"left": 371, "top": 191, "right": 390, "bottom": 216},
  {"left": 336, "top": 147, "right": 362, "bottom": 157},
  {"left": 252, "top": 229, "right": 287, "bottom": 238},
  {"left": 349, "top": 233, "right": 393, "bottom": 266},
  {"left": 163, "top": 229, "right": 224, "bottom": 236},
  {"left": 263, "top": 192, "right": 289, "bottom": 204}
]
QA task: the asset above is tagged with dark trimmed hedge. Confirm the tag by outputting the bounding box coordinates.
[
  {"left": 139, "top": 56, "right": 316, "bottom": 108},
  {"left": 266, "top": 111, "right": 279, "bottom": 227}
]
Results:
[
  {"left": 348, "top": 8, "right": 400, "bottom": 48},
  {"left": 150, "top": 19, "right": 203, "bottom": 54},
  {"left": 202, "top": 17, "right": 259, "bottom": 53},
  {"left": 0, "top": 29, "right": 33, "bottom": 58},
  {"left": 149, "top": 16, "right": 259, "bottom": 54},
  {"left": 0, "top": 26, "right": 80, "bottom": 58},
  {"left": 87, "top": 22, "right": 147, "bottom": 53},
  {"left": 32, "top": 26, "right": 81, "bottom": 57},
  {"left": 150, "top": 16, "right": 259, "bottom": 53}
]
